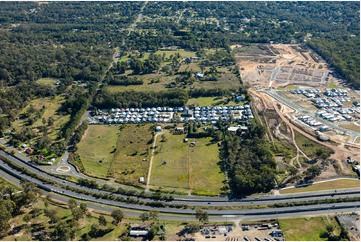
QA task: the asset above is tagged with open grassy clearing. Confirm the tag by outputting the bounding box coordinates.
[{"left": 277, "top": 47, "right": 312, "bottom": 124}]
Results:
[
  {"left": 77, "top": 125, "right": 120, "bottom": 178},
  {"left": 11, "top": 95, "right": 70, "bottom": 141},
  {"left": 327, "top": 83, "right": 341, "bottom": 88},
  {"left": 276, "top": 84, "right": 298, "bottom": 90},
  {"left": 106, "top": 69, "right": 241, "bottom": 93},
  {"left": 187, "top": 96, "right": 240, "bottom": 107},
  {"left": 294, "top": 130, "right": 333, "bottom": 158},
  {"left": 2, "top": 198, "right": 132, "bottom": 241},
  {"left": 150, "top": 130, "right": 224, "bottom": 195},
  {"left": 279, "top": 216, "right": 341, "bottom": 241},
  {"left": 156, "top": 49, "right": 195, "bottom": 59},
  {"left": 280, "top": 179, "right": 360, "bottom": 194},
  {"left": 108, "top": 47, "right": 240, "bottom": 94},
  {"left": 36, "top": 78, "right": 58, "bottom": 85},
  {"left": 110, "top": 124, "right": 154, "bottom": 186}
]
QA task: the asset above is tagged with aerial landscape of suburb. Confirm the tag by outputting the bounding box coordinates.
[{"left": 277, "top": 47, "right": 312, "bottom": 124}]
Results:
[{"left": 0, "top": 1, "right": 360, "bottom": 241}]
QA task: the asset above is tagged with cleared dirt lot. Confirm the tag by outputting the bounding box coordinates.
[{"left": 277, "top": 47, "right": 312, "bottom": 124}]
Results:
[{"left": 235, "top": 44, "right": 330, "bottom": 89}]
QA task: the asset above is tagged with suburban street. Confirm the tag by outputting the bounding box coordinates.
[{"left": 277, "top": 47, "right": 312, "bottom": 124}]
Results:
[{"left": 262, "top": 89, "right": 360, "bottom": 137}]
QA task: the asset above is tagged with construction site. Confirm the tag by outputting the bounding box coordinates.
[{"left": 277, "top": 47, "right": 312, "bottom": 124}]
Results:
[{"left": 235, "top": 44, "right": 360, "bottom": 187}]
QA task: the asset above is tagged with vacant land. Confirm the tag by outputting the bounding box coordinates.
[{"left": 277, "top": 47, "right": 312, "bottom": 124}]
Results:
[
  {"left": 279, "top": 216, "right": 341, "bottom": 241},
  {"left": 11, "top": 95, "right": 70, "bottom": 141},
  {"left": 236, "top": 44, "right": 330, "bottom": 89},
  {"left": 187, "top": 96, "right": 239, "bottom": 107},
  {"left": 280, "top": 179, "right": 360, "bottom": 194},
  {"left": 150, "top": 131, "right": 224, "bottom": 195},
  {"left": 340, "top": 123, "right": 360, "bottom": 133},
  {"left": 2, "top": 198, "right": 137, "bottom": 241},
  {"left": 110, "top": 124, "right": 154, "bottom": 186},
  {"left": 294, "top": 130, "right": 333, "bottom": 158},
  {"left": 77, "top": 125, "right": 120, "bottom": 177},
  {"left": 107, "top": 47, "right": 241, "bottom": 94}
]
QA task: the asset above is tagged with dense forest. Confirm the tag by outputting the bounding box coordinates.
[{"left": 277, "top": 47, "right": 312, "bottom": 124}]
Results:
[
  {"left": 222, "top": 123, "right": 277, "bottom": 196},
  {"left": 0, "top": 1, "right": 142, "bottom": 135}
]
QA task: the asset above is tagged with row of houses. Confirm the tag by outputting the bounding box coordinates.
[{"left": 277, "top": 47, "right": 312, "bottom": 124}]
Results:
[
  {"left": 316, "top": 111, "right": 352, "bottom": 122},
  {"left": 298, "top": 116, "right": 323, "bottom": 127},
  {"left": 292, "top": 88, "right": 322, "bottom": 94},
  {"left": 89, "top": 105, "right": 253, "bottom": 124},
  {"left": 324, "top": 88, "right": 348, "bottom": 97}
]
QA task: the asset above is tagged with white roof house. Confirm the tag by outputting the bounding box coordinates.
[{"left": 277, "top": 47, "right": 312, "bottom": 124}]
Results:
[
  {"left": 228, "top": 127, "right": 239, "bottom": 132},
  {"left": 129, "top": 230, "right": 149, "bottom": 237}
]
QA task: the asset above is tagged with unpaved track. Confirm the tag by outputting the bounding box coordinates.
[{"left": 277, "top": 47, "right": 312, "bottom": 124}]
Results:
[
  {"left": 145, "top": 132, "right": 162, "bottom": 192},
  {"left": 250, "top": 88, "right": 360, "bottom": 163}
]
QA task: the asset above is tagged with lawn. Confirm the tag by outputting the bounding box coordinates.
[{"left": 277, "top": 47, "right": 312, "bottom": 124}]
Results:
[
  {"left": 110, "top": 124, "right": 154, "bottom": 186},
  {"left": 150, "top": 130, "right": 225, "bottom": 195},
  {"left": 279, "top": 216, "right": 341, "bottom": 241},
  {"left": 280, "top": 179, "right": 360, "bottom": 194},
  {"left": 327, "top": 83, "right": 340, "bottom": 88},
  {"left": 77, "top": 125, "right": 120, "bottom": 178},
  {"left": 294, "top": 131, "right": 333, "bottom": 158}
]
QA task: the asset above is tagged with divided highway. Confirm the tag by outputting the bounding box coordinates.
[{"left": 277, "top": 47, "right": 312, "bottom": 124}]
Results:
[
  {"left": 1, "top": 149, "right": 360, "bottom": 221},
  {"left": 0, "top": 150, "right": 359, "bottom": 207},
  {"left": 0, "top": 168, "right": 359, "bottom": 221}
]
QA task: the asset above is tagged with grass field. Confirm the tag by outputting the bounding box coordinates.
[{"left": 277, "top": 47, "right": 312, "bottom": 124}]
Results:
[
  {"left": 327, "top": 83, "right": 340, "bottom": 88},
  {"left": 77, "top": 125, "right": 120, "bottom": 178},
  {"left": 110, "top": 124, "right": 154, "bottom": 185},
  {"left": 187, "top": 96, "right": 240, "bottom": 107},
  {"left": 106, "top": 71, "right": 241, "bottom": 93},
  {"left": 107, "top": 47, "right": 240, "bottom": 94},
  {"left": 277, "top": 85, "right": 298, "bottom": 90},
  {"left": 36, "top": 78, "right": 58, "bottom": 86},
  {"left": 150, "top": 131, "right": 224, "bottom": 195},
  {"left": 280, "top": 179, "right": 360, "bottom": 194},
  {"left": 294, "top": 131, "right": 333, "bottom": 158},
  {"left": 11, "top": 95, "right": 70, "bottom": 141},
  {"left": 279, "top": 216, "right": 341, "bottom": 241},
  {"left": 2, "top": 198, "right": 130, "bottom": 241},
  {"left": 2, "top": 195, "right": 189, "bottom": 241}
]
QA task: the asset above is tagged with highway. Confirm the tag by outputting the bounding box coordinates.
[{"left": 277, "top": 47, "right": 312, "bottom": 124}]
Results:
[
  {"left": 1, "top": 150, "right": 359, "bottom": 207},
  {"left": 0, "top": 168, "right": 359, "bottom": 222}
]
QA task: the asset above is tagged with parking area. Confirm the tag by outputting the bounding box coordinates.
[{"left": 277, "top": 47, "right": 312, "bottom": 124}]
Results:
[
  {"left": 192, "top": 223, "right": 284, "bottom": 241},
  {"left": 337, "top": 214, "right": 360, "bottom": 241}
]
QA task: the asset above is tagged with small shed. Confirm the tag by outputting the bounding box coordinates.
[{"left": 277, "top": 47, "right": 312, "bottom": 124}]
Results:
[
  {"left": 156, "top": 126, "right": 162, "bottom": 132},
  {"left": 139, "top": 177, "right": 145, "bottom": 183},
  {"left": 129, "top": 230, "right": 149, "bottom": 237},
  {"left": 227, "top": 126, "right": 239, "bottom": 132},
  {"left": 175, "top": 127, "right": 185, "bottom": 134}
]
